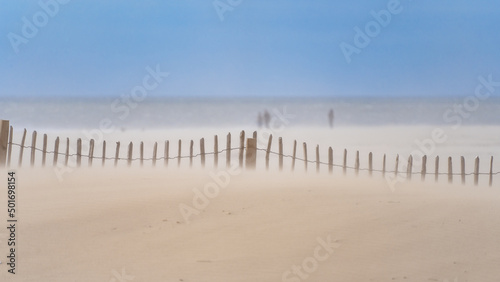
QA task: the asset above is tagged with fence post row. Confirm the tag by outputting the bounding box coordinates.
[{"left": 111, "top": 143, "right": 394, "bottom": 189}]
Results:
[{"left": 0, "top": 120, "right": 10, "bottom": 167}]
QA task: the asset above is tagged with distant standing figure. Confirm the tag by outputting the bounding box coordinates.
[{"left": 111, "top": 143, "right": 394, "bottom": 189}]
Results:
[
  {"left": 263, "top": 110, "right": 271, "bottom": 128},
  {"left": 328, "top": 108, "right": 334, "bottom": 128},
  {"left": 257, "top": 112, "right": 263, "bottom": 128}
]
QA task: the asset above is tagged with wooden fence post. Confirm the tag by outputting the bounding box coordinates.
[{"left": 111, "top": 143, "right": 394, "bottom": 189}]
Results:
[
  {"left": 214, "top": 135, "right": 218, "bottom": 168},
  {"left": 368, "top": 152, "right": 373, "bottom": 176},
  {"left": 42, "top": 134, "right": 47, "bottom": 167},
  {"left": 140, "top": 141, "right": 144, "bottom": 167},
  {"left": 152, "top": 142, "right": 158, "bottom": 166},
  {"left": 31, "top": 131, "right": 37, "bottom": 167},
  {"left": 474, "top": 157, "right": 479, "bottom": 186},
  {"left": 303, "top": 142, "right": 308, "bottom": 171},
  {"left": 53, "top": 137, "right": 60, "bottom": 166},
  {"left": 382, "top": 154, "right": 386, "bottom": 177},
  {"left": 127, "top": 142, "right": 133, "bottom": 167},
  {"left": 291, "top": 140, "right": 297, "bottom": 171},
  {"left": 7, "top": 126, "right": 13, "bottom": 167},
  {"left": 189, "top": 140, "right": 194, "bottom": 167},
  {"left": 253, "top": 131, "right": 257, "bottom": 140},
  {"left": 328, "top": 147, "right": 333, "bottom": 174},
  {"left": 265, "top": 134, "right": 272, "bottom": 170},
  {"left": 489, "top": 156, "right": 494, "bottom": 187},
  {"left": 0, "top": 120, "right": 9, "bottom": 167},
  {"left": 200, "top": 138, "right": 206, "bottom": 168},
  {"left": 343, "top": 149, "right": 347, "bottom": 175},
  {"left": 239, "top": 131, "right": 245, "bottom": 168},
  {"left": 460, "top": 156, "right": 466, "bottom": 185},
  {"left": 76, "top": 138, "right": 82, "bottom": 167},
  {"left": 18, "top": 129, "right": 27, "bottom": 167},
  {"left": 102, "top": 140, "right": 106, "bottom": 167},
  {"left": 114, "top": 142, "right": 120, "bottom": 167},
  {"left": 421, "top": 155, "right": 427, "bottom": 181},
  {"left": 245, "top": 138, "right": 257, "bottom": 169},
  {"left": 279, "top": 137, "right": 283, "bottom": 171},
  {"left": 226, "top": 133, "right": 231, "bottom": 168},
  {"left": 315, "top": 145, "right": 320, "bottom": 173},
  {"left": 178, "top": 139, "right": 182, "bottom": 167},
  {"left": 407, "top": 155, "right": 413, "bottom": 180},
  {"left": 65, "top": 138, "right": 70, "bottom": 167},
  {"left": 394, "top": 154, "right": 399, "bottom": 177},
  {"left": 165, "top": 141, "right": 169, "bottom": 167},
  {"left": 355, "top": 151, "right": 360, "bottom": 176},
  {"left": 448, "top": 157, "right": 453, "bottom": 184},
  {"left": 89, "top": 139, "right": 95, "bottom": 167},
  {"left": 435, "top": 156, "right": 439, "bottom": 182}
]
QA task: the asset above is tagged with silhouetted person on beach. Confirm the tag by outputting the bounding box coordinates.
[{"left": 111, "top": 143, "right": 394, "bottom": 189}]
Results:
[
  {"left": 263, "top": 110, "right": 271, "bottom": 128},
  {"left": 328, "top": 108, "right": 334, "bottom": 128}
]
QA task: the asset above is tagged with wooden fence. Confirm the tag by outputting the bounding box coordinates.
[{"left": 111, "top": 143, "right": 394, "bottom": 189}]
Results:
[{"left": 0, "top": 120, "right": 498, "bottom": 186}]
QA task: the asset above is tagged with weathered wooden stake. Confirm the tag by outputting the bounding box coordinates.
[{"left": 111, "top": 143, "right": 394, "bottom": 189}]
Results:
[
  {"left": 368, "top": 152, "right": 373, "bottom": 176},
  {"left": 407, "top": 155, "right": 413, "bottom": 180},
  {"left": 76, "top": 138, "right": 82, "bottom": 167},
  {"left": 200, "top": 138, "right": 206, "bottom": 167},
  {"left": 152, "top": 142, "right": 158, "bottom": 166},
  {"left": 114, "top": 142, "right": 120, "bottom": 167},
  {"left": 474, "top": 157, "right": 479, "bottom": 186},
  {"left": 253, "top": 131, "right": 257, "bottom": 140},
  {"left": 355, "top": 151, "right": 360, "bottom": 176},
  {"left": 53, "top": 137, "right": 60, "bottom": 166},
  {"left": 303, "top": 142, "right": 308, "bottom": 171},
  {"left": 18, "top": 129, "right": 27, "bottom": 167},
  {"left": 245, "top": 138, "right": 257, "bottom": 169},
  {"left": 226, "top": 133, "right": 231, "bottom": 168},
  {"left": 435, "top": 156, "right": 439, "bottom": 182},
  {"left": 7, "top": 125, "right": 13, "bottom": 167},
  {"left": 382, "top": 154, "right": 386, "bottom": 177},
  {"left": 265, "top": 134, "right": 272, "bottom": 170},
  {"left": 239, "top": 131, "right": 245, "bottom": 168},
  {"left": 164, "top": 141, "right": 169, "bottom": 166},
  {"left": 140, "top": 141, "right": 144, "bottom": 167},
  {"left": 102, "top": 140, "right": 106, "bottom": 166},
  {"left": 460, "top": 156, "right": 466, "bottom": 185},
  {"left": 448, "top": 157, "right": 453, "bottom": 184},
  {"left": 88, "top": 139, "right": 95, "bottom": 166},
  {"left": 214, "top": 135, "right": 218, "bottom": 168},
  {"left": 189, "top": 140, "right": 194, "bottom": 167},
  {"left": 42, "top": 134, "right": 47, "bottom": 167},
  {"left": 328, "top": 147, "right": 333, "bottom": 174},
  {"left": 65, "top": 138, "right": 70, "bottom": 166},
  {"left": 421, "top": 155, "right": 427, "bottom": 181},
  {"left": 394, "top": 154, "right": 399, "bottom": 177},
  {"left": 291, "top": 140, "right": 297, "bottom": 171},
  {"left": 31, "top": 131, "right": 37, "bottom": 167},
  {"left": 127, "top": 142, "right": 133, "bottom": 167},
  {"left": 315, "top": 145, "right": 320, "bottom": 173},
  {"left": 178, "top": 139, "right": 182, "bottom": 167},
  {"left": 0, "top": 120, "right": 9, "bottom": 167},
  {"left": 489, "top": 156, "right": 494, "bottom": 187},
  {"left": 343, "top": 149, "right": 347, "bottom": 175},
  {"left": 279, "top": 137, "right": 283, "bottom": 171}
]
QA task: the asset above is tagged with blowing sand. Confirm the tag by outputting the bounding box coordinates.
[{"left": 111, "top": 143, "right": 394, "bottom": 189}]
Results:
[{"left": 0, "top": 167, "right": 499, "bottom": 282}]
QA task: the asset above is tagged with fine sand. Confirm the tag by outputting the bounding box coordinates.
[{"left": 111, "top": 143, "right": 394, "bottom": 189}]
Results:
[{"left": 0, "top": 167, "right": 499, "bottom": 281}]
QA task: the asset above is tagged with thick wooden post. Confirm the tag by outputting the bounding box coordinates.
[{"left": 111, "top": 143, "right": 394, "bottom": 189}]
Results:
[
  {"left": 178, "top": 139, "right": 182, "bottom": 167},
  {"left": 328, "top": 147, "right": 333, "bottom": 174},
  {"left": 88, "top": 139, "right": 95, "bottom": 167},
  {"left": 315, "top": 145, "right": 320, "bottom": 173},
  {"left": 448, "top": 157, "right": 453, "bottom": 184},
  {"left": 489, "top": 156, "right": 494, "bottom": 187},
  {"left": 355, "top": 151, "right": 360, "bottom": 176},
  {"left": 127, "top": 142, "right": 133, "bottom": 167},
  {"left": 18, "top": 129, "right": 27, "bottom": 167},
  {"left": 239, "top": 131, "right": 245, "bottom": 168},
  {"left": 200, "top": 138, "right": 206, "bottom": 168},
  {"left": 291, "top": 140, "right": 297, "bottom": 171},
  {"left": 474, "top": 157, "right": 479, "bottom": 186},
  {"left": 435, "top": 156, "right": 439, "bottom": 182},
  {"left": 368, "top": 152, "right": 373, "bottom": 176},
  {"left": 76, "top": 138, "right": 82, "bottom": 167},
  {"left": 65, "top": 138, "right": 70, "bottom": 166},
  {"left": 245, "top": 138, "right": 257, "bottom": 169},
  {"left": 164, "top": 141, "right": 169, "bottom": 166},
  {"left": 152, "top": 142, "right": 158, "bottom": 166},
  {"left": 140, "top": 142, "right": 144, "bottom": 167},
  {"left": 102, "top": 140, "right": 106, "bottom": 166},
  {"left": 407, "top": 155, "right": 413, "bottom": 180},
  {"left": 214, "top": 135, "right": 218, "bottom": 168},
  {"left": 7, "top": 126, "right": 13, "bottom": 167},
  {"left": 31, "top": 131, "right": 37, "bottom": 167},
  {"left": 303, "top": 142, "right": 308, "bottom": 171},
  {"left": 421, "top": 155, "right": 427, "bottom": 181},
  {"left": 343, "top": 149, "right": 347, "bottom": 175},
  {"left": 265, "top": 134, "right": 272, "bottom": 170},
  {"left": 226, "top": 133, "right": 231, "bottom": 168},
  {"left": 0, "top": 120, "right": 9, "bottom": 167},
  {"left": 53, "top": 137, "right": 60, "bottom": 166},
  {"left": 189, "top": 140, "right": 194, "bottom": 167},
  {"left": 114, "top": 142, "right": 120, "bottom": 167},
  {"left": 279, "top": 137, "right": 283, "bottom": 171},
  {"left": 460, "top": 156, "right": 466, "bottom": 185},
  {"left": 42, "top": 134, "right": 47, "bottom": 167},
  {"left": 394, "top": 154, "right": 399, "bottom": 177}
]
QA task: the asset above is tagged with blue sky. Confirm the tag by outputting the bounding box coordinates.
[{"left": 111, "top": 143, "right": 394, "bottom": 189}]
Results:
[{"left": 1, "top": 0, "right": 499, "bottom": 98}]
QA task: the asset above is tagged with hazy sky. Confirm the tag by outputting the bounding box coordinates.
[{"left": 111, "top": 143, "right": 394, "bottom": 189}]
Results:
[{"left": 1, "top": 0, "right": 499, "bottom": 98}]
